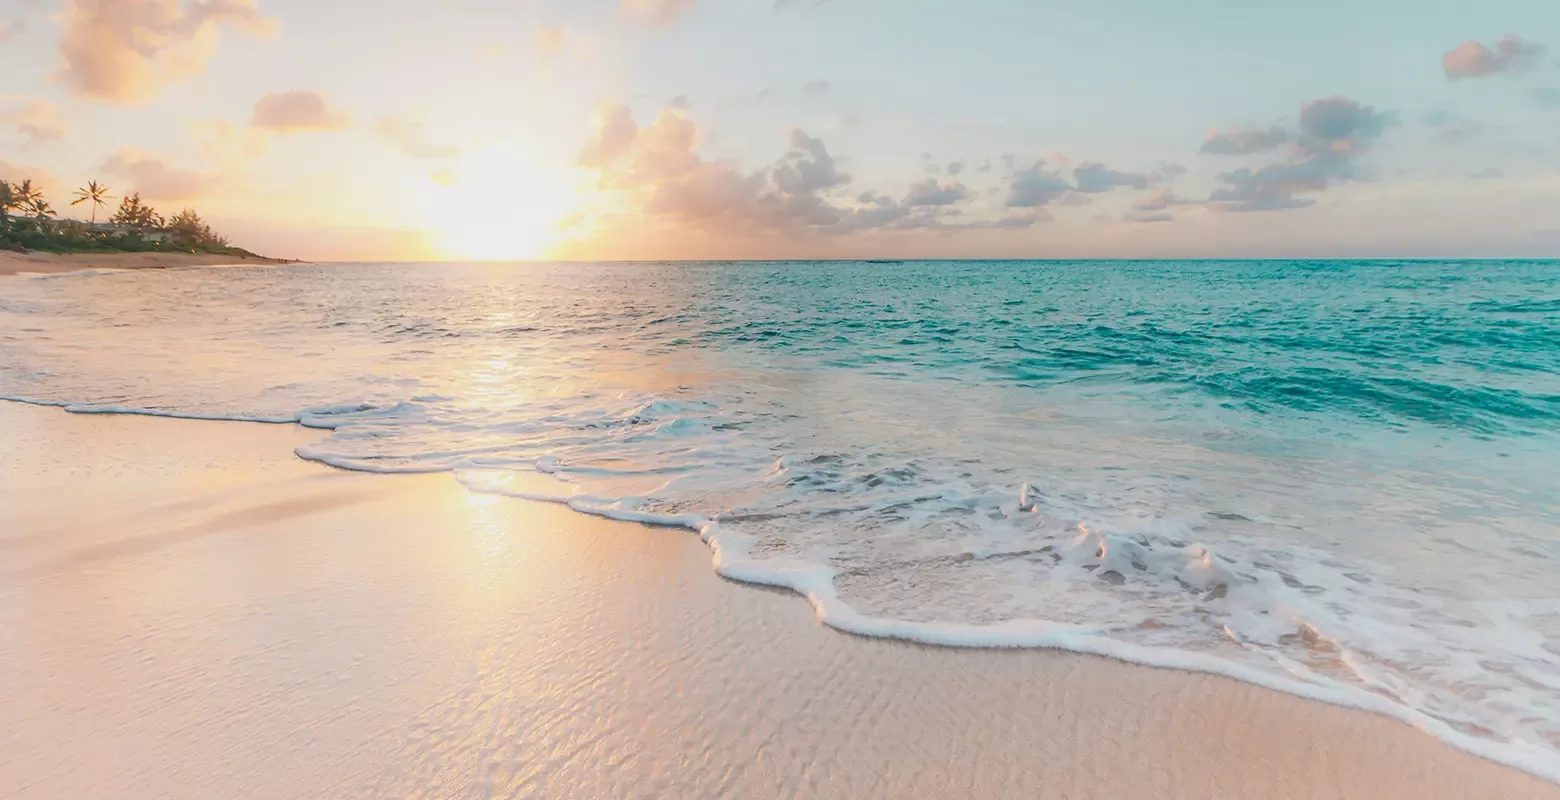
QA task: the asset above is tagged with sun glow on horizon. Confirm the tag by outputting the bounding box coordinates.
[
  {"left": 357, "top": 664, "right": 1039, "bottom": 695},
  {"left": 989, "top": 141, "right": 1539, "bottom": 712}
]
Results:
[{"left": 422, "top": 147, "right": 584, "bottom": 261}]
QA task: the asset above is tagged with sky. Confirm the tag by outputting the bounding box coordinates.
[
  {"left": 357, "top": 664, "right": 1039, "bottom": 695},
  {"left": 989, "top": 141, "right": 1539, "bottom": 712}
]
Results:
[{"left": 1, "top": 0, "right": 1558, "bottom": 261}]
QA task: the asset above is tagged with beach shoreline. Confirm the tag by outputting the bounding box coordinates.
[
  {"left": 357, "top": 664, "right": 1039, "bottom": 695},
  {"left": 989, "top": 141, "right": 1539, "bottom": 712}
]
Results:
[
  {"left": 0, "top": 249, "right": 290, "bottom": 276},
  {"left": 1, "top": 400, "right": 1555, "bottom": 799}
]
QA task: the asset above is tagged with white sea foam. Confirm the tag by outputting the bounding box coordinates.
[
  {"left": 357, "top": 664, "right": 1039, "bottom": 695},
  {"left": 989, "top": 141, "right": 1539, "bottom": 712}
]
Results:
[
  {"left": 16, "top": 268, "right": 123, "bottom": 280},
  {"left": 453, "top": 458, "right": 1560, "bottom": 784}
]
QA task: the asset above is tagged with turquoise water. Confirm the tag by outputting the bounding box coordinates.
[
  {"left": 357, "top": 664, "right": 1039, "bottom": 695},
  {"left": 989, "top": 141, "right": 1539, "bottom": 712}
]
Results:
[
  {"left": 3, "top": 259, "right": 1558, "bottom": 779},
  {"left": 658, "top": 259, "right": 1560, "bottom": 438}
]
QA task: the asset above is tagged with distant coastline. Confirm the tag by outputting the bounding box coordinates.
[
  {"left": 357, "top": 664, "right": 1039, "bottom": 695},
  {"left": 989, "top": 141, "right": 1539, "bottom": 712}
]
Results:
[
  {"left": 0, "top": 249, "right": 293, "bottom": 277},
  {"left": 3, "top": 179, "right": 282, "bottom": 274}
]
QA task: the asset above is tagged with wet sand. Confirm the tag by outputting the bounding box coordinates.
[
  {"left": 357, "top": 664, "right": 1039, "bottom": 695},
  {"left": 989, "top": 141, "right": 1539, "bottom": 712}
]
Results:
[
  {"left": 0, "top": 401, "right": 1555, "bottom": 799},
  {"left": 0, "top": 250, "right": 288, "bottom": 276}
]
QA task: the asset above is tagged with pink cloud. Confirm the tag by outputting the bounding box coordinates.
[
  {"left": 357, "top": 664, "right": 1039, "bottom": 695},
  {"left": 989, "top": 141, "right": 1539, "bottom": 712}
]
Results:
[
  {"left": 54, "top": 0, "right": 275, "bottom": 103},
  {"left": 250, "top": 90, "right": 352, "bottom": 133},
  {"left": 0, "top": 161, "right": 60, "bottom": 193},
  {"left": 101, "top": 149, "right": 214, "bottom": 200},
  {"left": 2, "top": 100, "right": 68, "bottom": 148},
  {"left": 1443, "top": 35, "right": 1545, "bottom": 80},
  {"left": 570, "top": 105, "right": 1029, "bottom": 256},
  {"left": 576, "top": 105, "right": 640, "bottom": 169}
]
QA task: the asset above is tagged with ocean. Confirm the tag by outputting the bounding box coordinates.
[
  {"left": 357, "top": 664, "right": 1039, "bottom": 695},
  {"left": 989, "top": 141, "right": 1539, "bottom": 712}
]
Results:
[{"left": 3, "top": 259, "right": 1558, "bottom": 780}]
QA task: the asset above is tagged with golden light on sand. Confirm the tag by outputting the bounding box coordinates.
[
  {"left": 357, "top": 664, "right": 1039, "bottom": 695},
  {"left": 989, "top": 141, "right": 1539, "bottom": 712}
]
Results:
[{"left": 424, "top": 147, "right": 581, "bottom": 261}]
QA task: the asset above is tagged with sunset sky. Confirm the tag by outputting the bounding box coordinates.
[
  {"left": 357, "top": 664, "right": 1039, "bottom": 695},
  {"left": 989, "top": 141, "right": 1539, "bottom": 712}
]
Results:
[{"left": 1, "top": 0, "right": 1557, "bottom": 261}]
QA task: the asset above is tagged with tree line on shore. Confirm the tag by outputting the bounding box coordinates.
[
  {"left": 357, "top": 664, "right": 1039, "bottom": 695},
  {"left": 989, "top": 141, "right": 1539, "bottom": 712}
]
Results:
[{"left": 0, "top": 178, "right": 257, "bottom": 257}]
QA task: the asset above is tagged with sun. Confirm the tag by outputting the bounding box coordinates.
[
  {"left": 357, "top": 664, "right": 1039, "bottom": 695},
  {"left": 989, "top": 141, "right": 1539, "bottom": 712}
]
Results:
[{"left": 422, "top": 147, "right": 582, "bottom": 261}]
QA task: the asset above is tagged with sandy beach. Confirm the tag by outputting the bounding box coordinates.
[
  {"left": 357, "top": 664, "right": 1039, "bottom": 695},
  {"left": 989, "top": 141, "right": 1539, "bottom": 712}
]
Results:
[
  {"left": 0, "top": 250, "right": 289, "bottom": 276},
  {"left": 0, "top": 400, "right": 1553, "bottom": 799}
]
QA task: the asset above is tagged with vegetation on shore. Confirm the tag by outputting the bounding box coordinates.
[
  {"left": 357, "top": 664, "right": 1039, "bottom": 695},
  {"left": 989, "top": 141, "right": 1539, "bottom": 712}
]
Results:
[{"left": 0, "top": 178, "right": 262, "bottom": 258}]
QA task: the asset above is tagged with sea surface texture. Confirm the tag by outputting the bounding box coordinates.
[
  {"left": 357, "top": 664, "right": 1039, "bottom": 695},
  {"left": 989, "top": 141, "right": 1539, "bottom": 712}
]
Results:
[{"left": 3, "top": 260, "right": 1558, "bottom": 779}]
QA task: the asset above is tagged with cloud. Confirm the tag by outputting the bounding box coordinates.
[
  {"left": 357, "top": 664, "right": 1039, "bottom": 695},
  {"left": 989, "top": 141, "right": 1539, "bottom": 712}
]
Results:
[
  {"left": 1072, "top": 161, "right": 1152, "bottom": 193},
  {"left": 0, "top": 19, "right": 24, "bottom": 43},
  {"left": 577, "top": 105, "right": 641, "bottom": 169},
  {"left": 1124, "top": 188, "right": 1195, "bottom": 223},
  {"left": 594, "top": 110, "right": 710, "bottom": 194},
  {"left": 101, "top": 149, "right": 213, "bottom": 200},
  {"left": 985, "top": 211, "right": 1046, "bottom": 229},
  {"left": 2, "top": 100, "right": 68, "bottom": 147},
  {"left": 1208, "top": 96, "right": 1394, "bottom": 212},
  {"left": 803, "top": 80, "right": 832, "bottom": 96},
  {"left": 1004, "top": 162, "right": 1072, "bottom": 208},
  {"left": 0, "top": 161, "right": 59, "bottom": 192},
  {"left": 575, "top": 106, "right": 1020, "bottom": 244},
  {"left": 1469, "top": 167, "right": 1504, "bottom": 180},
  {"left": 1200, "top": 127, "right": 1287, "bottom": 155},
  {"left": 54, "top": 0, "right": 275, "bottom": 103},
  {"left": 1443, "top": 35, "right": 1545, "bottom": 80},
  {"left": 1210, "top": 163, "right": 1325, "bottom": 211},
  {"left": 1298, "top": 97, "right": 1393, "bottom": 145},
  {"left": 1131, "top": 188, "right": 1188, "bottom": 211},
  {"left": 774, "top": 130, "right": 849, "bottom": 193},
  {"left": 903, "top": 178, "right": 968, "bottom": 207},
  {"left": 1533, "top": 88, "right": 1560, "bottom": 109},
  {"left": 250, "top": 90, "right": 351, "bottom": 133},
  {"left": 669, "top": 94, "right": 692, "bottom": 110},
  {"left": 373, "top": 114, "right": 462, "bottom": 160},
  {"left": 622, "top": 0, "right": 695, "bottom": 27},
  {"left": 946, "top": 160, "right": 965, "bottom": 176}
]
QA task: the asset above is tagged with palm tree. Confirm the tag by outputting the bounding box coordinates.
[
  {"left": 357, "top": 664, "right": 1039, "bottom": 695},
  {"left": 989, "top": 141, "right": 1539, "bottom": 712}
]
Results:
[
  {"left": 24, "top": 197, "right": 57, "bottom": 234},
  {"left": 13, "top": 179, "right": 42, "bottom": 209},
  {"left": 71, "top": 181, "right": 114, "bottom": 224}
]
